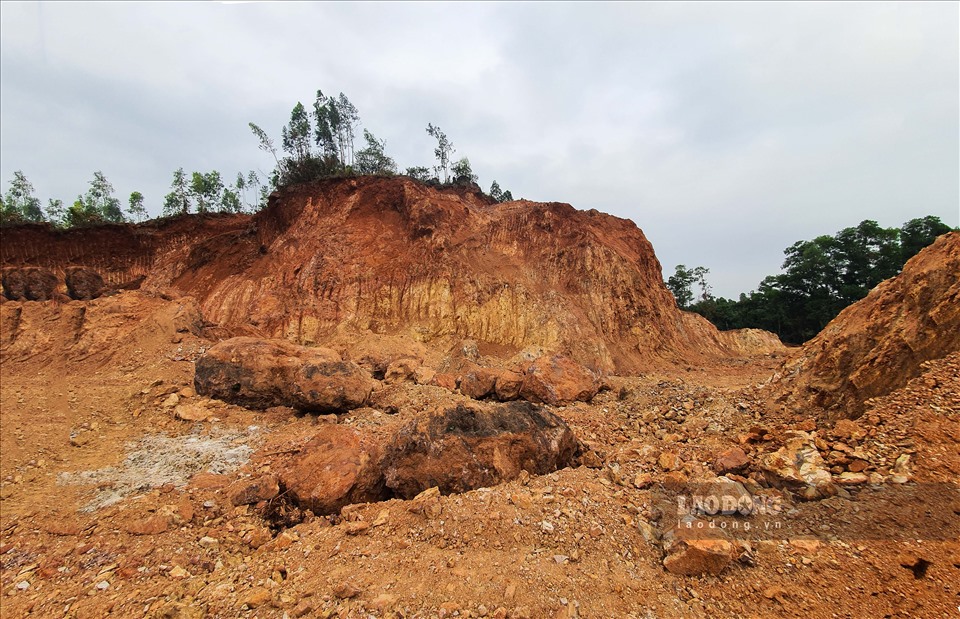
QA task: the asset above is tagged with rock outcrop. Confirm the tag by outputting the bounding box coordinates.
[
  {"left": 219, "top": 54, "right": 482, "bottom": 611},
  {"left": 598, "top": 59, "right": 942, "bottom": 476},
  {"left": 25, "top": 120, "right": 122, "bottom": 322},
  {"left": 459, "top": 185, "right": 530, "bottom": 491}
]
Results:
[
  {"left": 768, "top": 232, "right": 960, "bottom": 420},
  {"left": 194, "top": 337, "right": 375, "bottom": 412}
]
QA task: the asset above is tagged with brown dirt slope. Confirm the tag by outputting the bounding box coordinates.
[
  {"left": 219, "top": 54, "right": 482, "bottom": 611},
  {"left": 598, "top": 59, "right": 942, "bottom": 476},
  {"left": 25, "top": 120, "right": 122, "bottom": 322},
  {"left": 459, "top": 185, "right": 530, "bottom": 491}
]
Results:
[
  {"left": 768, "top": 231, "right": 960, "bottom": 420},
  {"left": 0, "top": 177, "right": 782, "bottom": 373}
]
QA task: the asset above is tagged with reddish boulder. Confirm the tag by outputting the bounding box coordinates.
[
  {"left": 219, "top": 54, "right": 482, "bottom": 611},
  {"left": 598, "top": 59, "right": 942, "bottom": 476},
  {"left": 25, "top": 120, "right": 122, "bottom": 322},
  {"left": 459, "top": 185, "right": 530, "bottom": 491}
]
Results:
[
  {"left": 277, "top": 425, "right": 385, "bottom": 515},
  {"left": 714, "top": 447, "right": 751, "bottom": 475},
  {"left": 194, "top": 337, "right": 375, "bottom": 412},
  {"left": 519, "top": 355, "right": 600, "bottom": 406},
  {"left": 2, "top": 267, "right": 60, "bottom": 301},
  {"left": 494, "top": 370, "right": 524, "bottom": 401},
  {"left": 382, "top": 401, "right": 578, "bottom": 499},
  {"left": 65, "top": 267, "right": 106, "bottom": 300},
  {"left": 661, "top": 516, "right": 738, "bottom": 576},
  {"left": 429, "top": 372, "right": 459, "bottom": 391},
  {"left": 384, "top": 358, "right": 420, "bottom": 385},
  {"left": 458, "top": 363, "right": 500, "bottom": 399}
]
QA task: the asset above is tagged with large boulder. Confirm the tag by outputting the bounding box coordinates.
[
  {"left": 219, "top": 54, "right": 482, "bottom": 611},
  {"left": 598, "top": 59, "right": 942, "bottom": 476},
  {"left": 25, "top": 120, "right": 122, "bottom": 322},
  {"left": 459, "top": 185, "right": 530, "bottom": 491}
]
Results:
[
  {"left": 194, "top": 337, "right": 375, "bottom": 412},
  {"left": 2, "top": 267, "right": 60, "bottom": 301},
  {"left": 382, "top": 401, "right": 579, "bottom": 499},
  {"left": 458, "top": 363, "right": 500, "bottom": 399},
  {"left": 276, "top": 425, "right": 386, "bottom": 515},
  {"left": 519, "top": 355, "right": 600, "bottom": 406},
  {"left": 65, "top": 267, "right": 107, "bottom": 300}
]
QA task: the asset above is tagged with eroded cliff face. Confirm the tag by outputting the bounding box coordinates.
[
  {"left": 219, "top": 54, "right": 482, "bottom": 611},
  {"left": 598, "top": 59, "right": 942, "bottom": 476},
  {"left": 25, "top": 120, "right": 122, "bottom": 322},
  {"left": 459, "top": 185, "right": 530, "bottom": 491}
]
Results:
[
  {"left": 768, "top": 231, "right": 960, "bottom": 420},
  {"left": 1, "top": 176, "right": 780, "bottom": 372}
]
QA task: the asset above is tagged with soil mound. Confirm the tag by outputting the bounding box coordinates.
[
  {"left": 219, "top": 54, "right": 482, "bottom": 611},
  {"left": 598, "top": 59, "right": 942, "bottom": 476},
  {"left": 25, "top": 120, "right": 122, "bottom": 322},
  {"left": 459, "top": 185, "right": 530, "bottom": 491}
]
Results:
[{"left": 768, "top": 231, "right": 960, "bottom": 420}]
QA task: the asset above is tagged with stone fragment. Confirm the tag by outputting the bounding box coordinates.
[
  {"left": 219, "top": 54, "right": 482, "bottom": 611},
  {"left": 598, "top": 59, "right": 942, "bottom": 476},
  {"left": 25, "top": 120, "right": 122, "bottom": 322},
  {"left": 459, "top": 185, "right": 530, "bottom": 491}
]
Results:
[
  {"left": 713, "top": 447, "right": 750, "bottom": 474},
  {"left": 384, "top": 358, "right": 420, "bottom": 384},
  {"left": 227, "top": 475, "right": 280, "bottom": 506}
]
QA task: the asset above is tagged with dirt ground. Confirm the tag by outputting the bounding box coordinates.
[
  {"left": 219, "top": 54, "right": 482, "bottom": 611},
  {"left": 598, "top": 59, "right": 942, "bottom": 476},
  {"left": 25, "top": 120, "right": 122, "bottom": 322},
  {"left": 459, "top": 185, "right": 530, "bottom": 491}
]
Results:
[{"left": 1, "top": 294, "right": 958, "bottom": 619}]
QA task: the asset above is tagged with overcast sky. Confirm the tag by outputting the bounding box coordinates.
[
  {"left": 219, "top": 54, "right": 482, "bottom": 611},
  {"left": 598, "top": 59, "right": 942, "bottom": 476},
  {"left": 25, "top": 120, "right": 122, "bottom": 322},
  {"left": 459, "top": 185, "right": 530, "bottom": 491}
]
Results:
[{"left": 1, "top": 2, "right": 957, "bottom": 297}]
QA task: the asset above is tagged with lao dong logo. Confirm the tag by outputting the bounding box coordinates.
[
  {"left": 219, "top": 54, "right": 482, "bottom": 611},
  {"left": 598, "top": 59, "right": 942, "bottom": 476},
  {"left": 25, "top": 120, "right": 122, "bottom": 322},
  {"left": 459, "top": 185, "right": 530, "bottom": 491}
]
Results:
[{"left": 677, "top": 490, "right": 783, "bottom": 518}]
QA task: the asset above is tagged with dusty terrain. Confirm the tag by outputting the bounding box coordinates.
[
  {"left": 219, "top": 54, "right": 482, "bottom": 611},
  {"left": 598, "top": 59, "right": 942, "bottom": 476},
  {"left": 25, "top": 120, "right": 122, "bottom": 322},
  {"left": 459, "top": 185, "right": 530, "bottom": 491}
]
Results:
[{"left": 1, "top": 180, "right": 957, "bottom": 618}]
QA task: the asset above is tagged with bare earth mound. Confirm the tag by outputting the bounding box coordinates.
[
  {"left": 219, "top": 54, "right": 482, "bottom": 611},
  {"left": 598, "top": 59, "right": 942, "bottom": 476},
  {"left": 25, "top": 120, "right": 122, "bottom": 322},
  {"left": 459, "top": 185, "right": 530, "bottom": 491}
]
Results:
[
  {"left": 767, "top": 231, "right": 960, "bottom": 421},
  {"left": 1, "top": 176, "right": 782, "bottom": 372}
]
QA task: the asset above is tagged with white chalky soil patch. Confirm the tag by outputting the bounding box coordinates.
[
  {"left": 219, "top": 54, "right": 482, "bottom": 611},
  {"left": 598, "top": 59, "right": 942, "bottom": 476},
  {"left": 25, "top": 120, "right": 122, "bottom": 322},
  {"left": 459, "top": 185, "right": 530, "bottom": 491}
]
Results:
[{"left": 58, "top": 426, "right": 259, "bottom": 511}]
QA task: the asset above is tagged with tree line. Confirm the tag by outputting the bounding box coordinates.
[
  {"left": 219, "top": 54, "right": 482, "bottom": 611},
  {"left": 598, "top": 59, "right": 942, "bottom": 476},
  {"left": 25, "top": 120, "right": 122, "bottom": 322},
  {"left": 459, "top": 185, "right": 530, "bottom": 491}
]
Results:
[
  {"left": 249, "top": 90, "right": 513, "bottom": 200},
  {"left": 666, "top": 216, "right": 956, "bottom": 344},
  {"left": 0, "top": 87, "right": 515, "bottom": 228}
]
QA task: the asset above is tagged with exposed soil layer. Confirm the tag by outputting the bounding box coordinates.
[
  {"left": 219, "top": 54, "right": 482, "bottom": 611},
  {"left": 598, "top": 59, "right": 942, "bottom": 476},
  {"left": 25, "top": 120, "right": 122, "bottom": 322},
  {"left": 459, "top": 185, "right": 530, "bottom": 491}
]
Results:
[{"left": 1, "top": 177, "right": 782, "bottom": 373}]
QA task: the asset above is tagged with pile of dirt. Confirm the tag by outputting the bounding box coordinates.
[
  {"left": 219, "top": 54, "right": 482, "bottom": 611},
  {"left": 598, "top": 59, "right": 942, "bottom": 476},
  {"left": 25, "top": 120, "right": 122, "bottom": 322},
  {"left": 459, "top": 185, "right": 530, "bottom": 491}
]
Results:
[
  {"left": 0, "top": 176, "right": 783, "bottom": 373},
  {"left": 767, "top": 231, "right": 960, "bottom": 421}
]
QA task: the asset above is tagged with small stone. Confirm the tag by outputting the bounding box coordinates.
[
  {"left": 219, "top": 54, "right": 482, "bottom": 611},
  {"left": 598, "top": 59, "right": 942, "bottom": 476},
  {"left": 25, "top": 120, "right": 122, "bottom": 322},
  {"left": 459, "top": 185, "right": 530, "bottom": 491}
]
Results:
[
  {"left": 893, "top": 454, "right": 911, "bottom": 475},
  {"left": 174, "top": 403, "right": 210, "bottom": 421},
  {"left": 168, "top": 566, "right": 190, "bottom": 579},
  {"left": 198, "top": 536, "right": 219, "bottom": 548},
  {"left": 333, "top": 581, "right": 362, "bottom": 599},
  {"left": 658, "top": 451, "right": 679, "bottom": 471},
  {"left": 837, "top": 472, "right": 868, "bottom": 485},
  {"left": 633, "top": 472, "right": 653, "bottom": 489},
  {"left": 553, "top": 555, "right": 568, "bottom": 564},
  {"left": 345, "top": 521, "right": 371, "bottom": 536},
  {"left": 832, "top": 419, "right": 865, "bottom": 441},
  {"left": 847, "top": 459, "right": 869, "bottom": 473},
  {"left": 371, "top": 593, "right": 397, "bottom": 609},
  {"left": 540, "top": 521, "right": 555, "bottom": 533},
  {"left": 580, "top": 450, "right": 603, "bottom": 468},
  {"left": 228, "top": 475, "right": 280, "bottom": 506},
  {"left": 162, "top": 393, "right": 180, "bottom": 408},
  {"left": 15, "top": 581, "right": 29, "bottom": 591},
  {"left": 179, "top": 386, "right": 197, "bottom": 398},
  {"left": 241, "top": 587, "right": 271, "bottom": 608},
  {"left": 95, "top": 580, "right": 110, "bottom": 591}
]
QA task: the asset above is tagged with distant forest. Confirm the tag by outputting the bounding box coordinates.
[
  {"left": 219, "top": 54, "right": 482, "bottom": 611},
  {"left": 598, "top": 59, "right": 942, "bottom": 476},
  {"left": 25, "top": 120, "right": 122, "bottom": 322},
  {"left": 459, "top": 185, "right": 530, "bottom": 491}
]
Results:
[
  {"left": 666, "top": 215, "right": 956, "bottom": 344},
  {"left": 0, "top": 88, "right": 514, "bottom": 229}
]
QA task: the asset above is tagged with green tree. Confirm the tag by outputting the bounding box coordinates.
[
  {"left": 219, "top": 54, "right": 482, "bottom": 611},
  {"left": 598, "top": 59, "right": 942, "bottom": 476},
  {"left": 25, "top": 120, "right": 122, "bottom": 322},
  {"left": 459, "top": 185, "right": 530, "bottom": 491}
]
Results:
[
  {"left": 426, "top": 123, "right": 454, "bottom": 183},
  {"left": 163, "top": 168, "right": 192, "bottom": 216},
  {"left": 450, "top": 157, "right": 478, "bottom": 186},
  {"left": 63, "top": 195, "right": 102, "bottom": 228},
  {"left": 666, "top": 265, "right": 696, "bottom": 308},
  {"left": 46, "top": 198, "right": 66, "bottom": 226},
  {"left": 190, "top": 171, "right": 224, "bottom": 214},
  {"left": 281, "top": 102, "right": 312, "bottom": 163},
  {"left": 404, "top": 166, "right": 435, "bottom": 182},
  {"left": 249, "top": 122, "right": 280, "bottom": 167},
  {"left": 127, "top": 191, "right": 146, "bottom": 222},
  {"left": 82, "top": 171, "right": 124, "bottom": 223},
  {"left": 354, "top": 130, "right": 397, "bottom": 175},
  {"left": 900, "top": 215, "right": 954, "bottom": 262},
  {"left": 2, "top": 171, "right": 44, "bottom": 223},
  {"left": 489, "top": 180, "right": 503, "bottom": 202}
]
